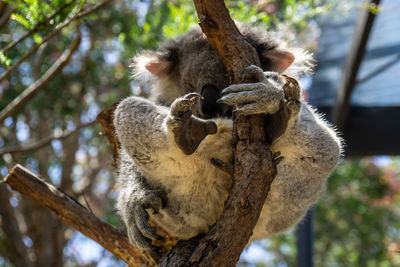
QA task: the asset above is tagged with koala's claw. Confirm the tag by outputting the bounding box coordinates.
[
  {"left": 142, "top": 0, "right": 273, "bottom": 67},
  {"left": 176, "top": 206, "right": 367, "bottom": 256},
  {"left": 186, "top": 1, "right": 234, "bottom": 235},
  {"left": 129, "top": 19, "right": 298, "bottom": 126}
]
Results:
[
  {"left": 127, "top": 223, "right": 160, "bottom": 252},
  {"left": 170, "top": 93, "right": 202, "bottom": 118},
  {"left": 218, "top": 70, "right": 285, "bottom": 115},
  {"left": 241, "top": 65, "right": 267, "bottom": 83},
  {"left": 142, "top": 191, "right": 165, "bottom": 213},
  {"left": 287, "top": 99, "right": 301, "bottom": 116},
  {"left": 187, "top": 92, "right": 203, "bottom": 104},
  {"left": 134, "top": 203, "right": 162, "bottom": 240},
  {"left": 168, "top": 93, "right": 218, "bottom": 155},
  {"left": 234, "top": 102, "right": 266, "bottom": 116},
  {"left": 282, "top": 74, "right": 301, "bottom": 100},
  {"left": 272, "top": 151, "right": 284, "bottom": 166},
  {"left": 125, "top": 190, "right": 167, "bottom": 250},
  {"left": 272, "top": 151, "right": 281, "bottom": 158},
  {"left": 170, "top": 115, "right": 183, "bottom": 122}
]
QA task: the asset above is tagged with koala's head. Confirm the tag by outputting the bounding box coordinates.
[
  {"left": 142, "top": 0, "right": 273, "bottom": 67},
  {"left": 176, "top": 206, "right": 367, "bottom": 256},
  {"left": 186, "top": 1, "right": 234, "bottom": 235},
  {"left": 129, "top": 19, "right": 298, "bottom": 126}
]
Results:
[{"left": 133, "top": 22, "right": 312, "bottom": 118}]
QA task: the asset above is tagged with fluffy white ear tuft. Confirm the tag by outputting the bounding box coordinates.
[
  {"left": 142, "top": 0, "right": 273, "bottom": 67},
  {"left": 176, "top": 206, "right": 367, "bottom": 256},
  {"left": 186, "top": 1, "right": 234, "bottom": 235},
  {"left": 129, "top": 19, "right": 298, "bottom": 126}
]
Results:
[{"left": 132, "top": 52, "right": 171, "bottom": 78}]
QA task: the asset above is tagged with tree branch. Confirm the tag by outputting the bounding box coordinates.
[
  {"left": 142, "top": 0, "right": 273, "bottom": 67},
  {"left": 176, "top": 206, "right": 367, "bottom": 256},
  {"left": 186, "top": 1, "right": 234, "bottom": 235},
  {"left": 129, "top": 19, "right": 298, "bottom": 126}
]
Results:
[
  {"left": 96, "top": 103, "right": 121, "bottom": 169},
  {"left": 159, "top": 1, "right": 277, "bottom": 266},
  {"left": 0, "top": 26, "right": 81, "bottom": 123},
  {"left": 2, "top": 165, "right": 158, "bottom": 266},
  {"left": 75, "top": 0, "right": 114, "bottom": 19}
]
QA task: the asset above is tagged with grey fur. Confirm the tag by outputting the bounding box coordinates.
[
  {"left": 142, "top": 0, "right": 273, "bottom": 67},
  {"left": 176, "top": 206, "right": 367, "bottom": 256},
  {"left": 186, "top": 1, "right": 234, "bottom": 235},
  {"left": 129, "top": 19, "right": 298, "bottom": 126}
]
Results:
[{"left": 115, "top": 23, "right": 342, "bottom": 250}]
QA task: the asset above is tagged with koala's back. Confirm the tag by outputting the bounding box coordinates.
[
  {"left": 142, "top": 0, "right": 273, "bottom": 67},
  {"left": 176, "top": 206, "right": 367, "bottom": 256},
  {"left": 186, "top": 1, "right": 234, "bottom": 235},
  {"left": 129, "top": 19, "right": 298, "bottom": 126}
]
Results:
[{"left": 137, "top": 118, "right": 233, "bottom": 239}]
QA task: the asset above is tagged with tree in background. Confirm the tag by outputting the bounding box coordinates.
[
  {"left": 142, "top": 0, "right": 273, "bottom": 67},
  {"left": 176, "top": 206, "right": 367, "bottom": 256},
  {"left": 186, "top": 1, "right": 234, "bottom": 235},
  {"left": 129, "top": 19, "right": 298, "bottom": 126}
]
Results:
[{"left": 1, "top": 0, "right": 399, "bottom": 266}]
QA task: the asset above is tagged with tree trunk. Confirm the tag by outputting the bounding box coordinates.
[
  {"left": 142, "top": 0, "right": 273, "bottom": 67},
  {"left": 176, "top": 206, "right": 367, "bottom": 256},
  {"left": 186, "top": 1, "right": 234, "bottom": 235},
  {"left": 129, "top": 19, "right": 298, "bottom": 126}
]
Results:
[{"left": 158, "top": 1, "right": 277, "bottom": 266}]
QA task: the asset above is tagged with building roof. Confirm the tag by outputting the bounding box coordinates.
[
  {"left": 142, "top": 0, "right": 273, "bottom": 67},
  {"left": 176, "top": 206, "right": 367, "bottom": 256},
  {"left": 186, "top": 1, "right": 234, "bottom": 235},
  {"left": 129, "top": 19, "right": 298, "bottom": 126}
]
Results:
[{"left": 309, "top": 0, "right": 400, "bottom": 108}]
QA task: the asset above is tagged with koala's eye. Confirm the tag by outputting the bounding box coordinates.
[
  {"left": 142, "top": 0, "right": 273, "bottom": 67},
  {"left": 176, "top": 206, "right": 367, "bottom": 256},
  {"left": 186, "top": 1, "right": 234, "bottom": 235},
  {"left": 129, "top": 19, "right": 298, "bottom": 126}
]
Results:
[{"left": 200, "top": 84, "right": 223, "bottom": 118}]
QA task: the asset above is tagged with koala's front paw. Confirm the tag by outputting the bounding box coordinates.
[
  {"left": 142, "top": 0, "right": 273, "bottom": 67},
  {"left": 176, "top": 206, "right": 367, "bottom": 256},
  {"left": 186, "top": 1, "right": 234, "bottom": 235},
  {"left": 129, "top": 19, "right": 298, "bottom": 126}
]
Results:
[
  {"left": 218, "top": 65, "right": 285, "bottom": 116},
  {"left": 125, "top": 190, "right": 167, "bottom": 251},
  {"left": 167, "top": 93, "right": 217, "bottom": 155}
]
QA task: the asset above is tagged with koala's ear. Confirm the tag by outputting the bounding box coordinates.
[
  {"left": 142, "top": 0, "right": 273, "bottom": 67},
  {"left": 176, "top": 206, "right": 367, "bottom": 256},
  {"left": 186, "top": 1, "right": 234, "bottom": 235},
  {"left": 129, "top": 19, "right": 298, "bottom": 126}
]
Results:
[
  {"left": 144, "top": 55, "right": 172, "bottom": 77},
  {"left": 259, "top": 49, "right": 295, "bottom": 73},
  {"left": 134, "top": 48, "right": 178, "bottom": 78}
]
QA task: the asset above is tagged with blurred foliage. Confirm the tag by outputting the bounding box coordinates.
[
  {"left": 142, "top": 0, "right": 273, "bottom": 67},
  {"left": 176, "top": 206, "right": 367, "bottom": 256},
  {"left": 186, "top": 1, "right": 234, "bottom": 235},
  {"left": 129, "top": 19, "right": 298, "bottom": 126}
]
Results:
[
  {"left": 314, "top": 158, "right": 400, "bottom": 267},
  {"left": 1, "top": 0, "right": 398, "bottom": 266},
  {"left": 255, "top": 157, "right": 400, "bottom": 267}
]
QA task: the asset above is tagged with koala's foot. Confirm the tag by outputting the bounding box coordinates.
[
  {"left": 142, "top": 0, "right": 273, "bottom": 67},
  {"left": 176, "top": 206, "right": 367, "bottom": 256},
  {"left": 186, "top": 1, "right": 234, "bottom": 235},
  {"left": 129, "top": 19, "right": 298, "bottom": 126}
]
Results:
[
  {"left": 125, "top": 189, "right": 167, "bottom": 251},
  {"left": 282, "top": 74, "right": 301, "bottom": 117},
  {"left": 167, "top": 93, "right": 217, "bottom": 155},
  {"left": 263, "top": 75, "right": 301, "bottom": 144},
  {"left": 218, "top": 65, "right": 285, "bottom": 116}
]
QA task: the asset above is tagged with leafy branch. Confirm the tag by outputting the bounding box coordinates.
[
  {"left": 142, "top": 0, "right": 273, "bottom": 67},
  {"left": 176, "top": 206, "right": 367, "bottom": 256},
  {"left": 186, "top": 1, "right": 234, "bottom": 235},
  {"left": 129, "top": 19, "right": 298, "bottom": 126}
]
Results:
[
  {"left": 0, "top": 0, "right": 76, "bottom": 54},
  {"left": 0, "top": 0, "right": 113, "bottom": 83},
  {"left": 0, "top": 25, "right": 81, "bottom": 123}
]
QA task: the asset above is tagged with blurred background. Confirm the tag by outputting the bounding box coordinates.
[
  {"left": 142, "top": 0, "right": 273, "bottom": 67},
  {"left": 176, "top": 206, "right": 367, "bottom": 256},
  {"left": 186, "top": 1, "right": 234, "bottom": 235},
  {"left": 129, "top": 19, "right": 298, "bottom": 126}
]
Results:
[{"left": 0, "top": 0, "right": 399, "bottom": 266}]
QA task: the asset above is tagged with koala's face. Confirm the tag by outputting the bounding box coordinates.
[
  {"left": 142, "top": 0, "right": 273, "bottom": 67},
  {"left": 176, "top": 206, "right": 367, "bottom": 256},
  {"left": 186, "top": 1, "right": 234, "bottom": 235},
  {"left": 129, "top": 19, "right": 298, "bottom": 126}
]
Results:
[
  {"left": 137, "top": 22, "right": 306, "bottom": 119},
  {"left": 176, "top": 32, "right": 231, "bottom": 118}
]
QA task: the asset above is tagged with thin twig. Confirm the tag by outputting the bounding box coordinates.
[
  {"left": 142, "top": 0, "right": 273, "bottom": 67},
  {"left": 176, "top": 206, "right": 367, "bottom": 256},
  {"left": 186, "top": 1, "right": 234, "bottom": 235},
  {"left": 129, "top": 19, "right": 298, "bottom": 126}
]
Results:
[
  {"left": 0, "top": 0, "right": 113, "bottom": 83},
  {"left": 1, "top": 0, "right": 76, "bottom": 54},
  {"left": 0, "top": 120, "right": 96, "bottom": 156},
  {"left": 76, "top": 0, "right": 113, "bottom": 19},
  {"left": 81, "top": 191, "right": 93, "bottom": 213},
  {"left": 0, "top": 26, "right": 81, "bottom": 123}
]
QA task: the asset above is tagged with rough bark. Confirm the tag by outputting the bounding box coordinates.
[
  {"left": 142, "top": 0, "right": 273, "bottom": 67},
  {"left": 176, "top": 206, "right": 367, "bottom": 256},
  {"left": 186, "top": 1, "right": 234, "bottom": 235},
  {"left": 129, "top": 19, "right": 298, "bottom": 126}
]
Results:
[
  {"left": 3, "top": 165, "right": 157, "bottom": 266},
  {"left": 96, "top": 103, "right": 121, "bottom": 169},
  {"left": 158, "top": 1, "right": 277, "bottom": 266}
]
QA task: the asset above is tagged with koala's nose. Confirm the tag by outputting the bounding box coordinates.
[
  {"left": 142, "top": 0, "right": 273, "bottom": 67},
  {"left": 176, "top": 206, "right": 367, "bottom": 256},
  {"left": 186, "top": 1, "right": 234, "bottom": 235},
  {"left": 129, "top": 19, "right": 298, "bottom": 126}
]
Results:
[{"left": 200, "top": 84, "right": 224, "bottom": 118}]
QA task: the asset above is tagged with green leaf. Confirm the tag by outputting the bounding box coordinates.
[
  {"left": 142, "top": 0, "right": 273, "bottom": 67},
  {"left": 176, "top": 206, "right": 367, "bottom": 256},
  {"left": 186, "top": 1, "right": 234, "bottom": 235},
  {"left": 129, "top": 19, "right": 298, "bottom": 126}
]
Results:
[
  {"left": 0, "top": 52, "right": 12, "bottom": 66},
  {"left": 33, "top": 33, "right": 43, "bottom": 44},
  {"left": 10, "top": 13, "right": 32, "bottom": 28}
]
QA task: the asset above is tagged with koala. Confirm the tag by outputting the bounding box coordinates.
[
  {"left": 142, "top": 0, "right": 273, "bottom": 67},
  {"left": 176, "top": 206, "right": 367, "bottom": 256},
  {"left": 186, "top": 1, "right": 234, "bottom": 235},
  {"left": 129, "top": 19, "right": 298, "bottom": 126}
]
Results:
[{"left": 113, "top": 23, "right": 342, "bottom": 251}]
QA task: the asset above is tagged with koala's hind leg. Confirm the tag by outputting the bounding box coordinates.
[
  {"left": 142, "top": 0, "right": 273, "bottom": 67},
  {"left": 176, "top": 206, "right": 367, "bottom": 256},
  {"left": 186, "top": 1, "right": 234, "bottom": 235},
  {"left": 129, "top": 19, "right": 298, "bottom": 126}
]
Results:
[
  {"left": 167, "top": 93, "right": 218, "bottom": 155},
  {"left": 117, "top": 152, "right": 167, "bottom": 251},
  {"left": 264, "top": 75, "right": 301, "bottom": 144}
]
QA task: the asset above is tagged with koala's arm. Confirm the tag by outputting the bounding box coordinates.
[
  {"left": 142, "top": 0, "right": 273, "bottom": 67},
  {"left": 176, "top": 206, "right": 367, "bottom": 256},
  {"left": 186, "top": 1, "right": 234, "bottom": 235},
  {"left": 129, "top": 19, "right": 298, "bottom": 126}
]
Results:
[
  {"left": 114, "top": 96, "right": 170, "bottom": 168},
  {"left": 255, "top": 103, "right": 342, "bottom": 237},
  {"left": 114, "top": 95, "right": 217, "bottom": 162},
  {"left": 114, "top": 95, "right": 217, "bottom": 249},
  {"left": 114, "top": 97, "right": 172, "bottom": 249}
]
